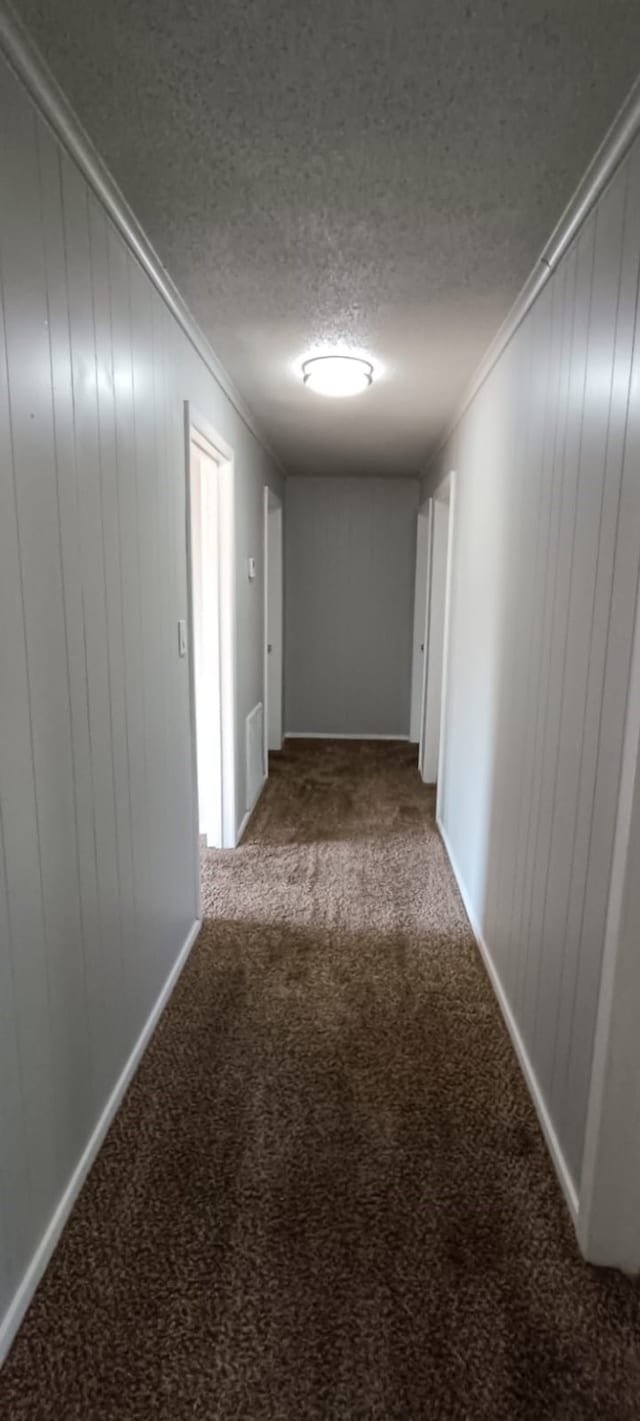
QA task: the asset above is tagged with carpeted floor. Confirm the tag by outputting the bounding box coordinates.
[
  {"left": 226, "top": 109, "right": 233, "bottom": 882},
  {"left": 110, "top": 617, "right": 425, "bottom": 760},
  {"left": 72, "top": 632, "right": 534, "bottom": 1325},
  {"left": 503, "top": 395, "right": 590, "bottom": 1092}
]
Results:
[{"left": 2, "top": 740, "right": 640, "bottom": 1419}]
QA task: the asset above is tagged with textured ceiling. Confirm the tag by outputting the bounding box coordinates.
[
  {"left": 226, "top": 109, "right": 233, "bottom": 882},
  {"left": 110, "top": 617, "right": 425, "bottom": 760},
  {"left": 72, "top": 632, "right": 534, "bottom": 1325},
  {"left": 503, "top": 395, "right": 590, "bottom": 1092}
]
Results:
[{"left": 11, "top": 0, "right": 640, "bottom": 476}]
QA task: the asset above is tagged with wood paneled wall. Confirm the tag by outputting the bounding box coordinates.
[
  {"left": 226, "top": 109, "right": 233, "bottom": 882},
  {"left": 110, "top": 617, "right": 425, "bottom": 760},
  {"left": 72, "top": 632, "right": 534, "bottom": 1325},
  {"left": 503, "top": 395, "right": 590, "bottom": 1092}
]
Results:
[
  {"left": 0, "top": 55, "right": 281, "bottom": 1339},
  {"left": 425, "top": 138, "right": 640, "bottom": 1198}
]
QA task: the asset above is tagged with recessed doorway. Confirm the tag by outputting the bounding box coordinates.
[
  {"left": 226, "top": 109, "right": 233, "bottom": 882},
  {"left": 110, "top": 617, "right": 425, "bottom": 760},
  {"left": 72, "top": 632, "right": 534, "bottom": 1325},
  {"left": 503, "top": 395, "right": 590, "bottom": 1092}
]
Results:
[
  {"left": 185, "top": 408, "right": 237, "bottom": 872},
  {"left": 418, "top": 472, "right": 455, "bottom": 804},
  {"left": 264, "top": 486, "right": 283, "bottom": 765},
  {"left": 409, "top": 498, "right": 431, "bottom": 744}
]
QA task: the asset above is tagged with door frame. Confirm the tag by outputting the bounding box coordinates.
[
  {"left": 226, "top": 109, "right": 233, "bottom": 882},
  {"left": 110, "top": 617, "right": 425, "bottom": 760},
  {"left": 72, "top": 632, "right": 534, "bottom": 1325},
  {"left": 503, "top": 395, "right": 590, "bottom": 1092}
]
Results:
[
  {"left": 184, "top": 403, "right": 237, "bottom": 908},
  {"left": 410, "top": 499, "right": 432, "bottom": 747},
  {"left": 435, "top": 470, "right": 456, "bottom": 824},
  {"left": 417, "top": 471, "right": 456, "bottom": 800},
  {"left": 417, "top": 499, "right": 434, "bottom": 774},
  {"left": 263, "top": 485, "right": 283, "bottom": 767}
]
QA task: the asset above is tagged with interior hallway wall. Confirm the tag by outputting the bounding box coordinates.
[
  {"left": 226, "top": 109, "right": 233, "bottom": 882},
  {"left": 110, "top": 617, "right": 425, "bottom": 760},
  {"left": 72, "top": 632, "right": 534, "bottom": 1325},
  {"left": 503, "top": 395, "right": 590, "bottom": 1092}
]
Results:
[
  {"left": 0, "top": 52, "right": 282, "bottom": 1348},
  {"left": 285, "top": 476, "right": 419, "bottom": 737},
  {"left": 423, "top": 135, "right": 640, "bottom": 1206}
]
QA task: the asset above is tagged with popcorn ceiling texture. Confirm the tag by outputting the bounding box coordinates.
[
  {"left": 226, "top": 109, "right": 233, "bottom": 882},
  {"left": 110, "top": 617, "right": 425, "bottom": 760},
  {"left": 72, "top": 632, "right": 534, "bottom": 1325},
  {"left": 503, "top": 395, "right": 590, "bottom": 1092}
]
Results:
[{"left": 10, "top": 0, "right": 640, "bottom": 475}]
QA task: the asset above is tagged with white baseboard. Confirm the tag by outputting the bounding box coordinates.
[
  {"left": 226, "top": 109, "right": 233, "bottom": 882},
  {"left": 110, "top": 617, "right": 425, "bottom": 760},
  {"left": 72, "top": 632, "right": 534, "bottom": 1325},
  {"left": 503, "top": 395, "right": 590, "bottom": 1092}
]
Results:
[
  {"left": 284, "top": 732, "right": 410, "bottom": 741},
  {"left": 0, "top": 916, "right": 202, "bottom": 1367},
  {"left": 235, "top": 772, "right": 267, "bottom": 845},
  {"left": 437, "top": 815, "right": 579, "bottom": 1225}
]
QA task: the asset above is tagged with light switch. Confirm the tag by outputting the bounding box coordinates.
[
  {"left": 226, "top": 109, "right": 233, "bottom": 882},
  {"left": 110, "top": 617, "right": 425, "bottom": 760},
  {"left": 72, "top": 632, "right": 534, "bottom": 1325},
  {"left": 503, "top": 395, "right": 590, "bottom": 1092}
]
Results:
[
  {"left": 178, "top": 619, "right": 187, "bottom": 657},
  {"left": 247, "top": 556, "right": 256, "bottom": 581}
]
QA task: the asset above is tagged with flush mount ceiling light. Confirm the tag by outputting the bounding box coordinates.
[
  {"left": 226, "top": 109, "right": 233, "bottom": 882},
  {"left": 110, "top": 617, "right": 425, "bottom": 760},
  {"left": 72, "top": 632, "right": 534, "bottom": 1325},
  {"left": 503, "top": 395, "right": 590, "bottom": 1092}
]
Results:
[{"left": 302, "top": 355, "right": 374, "bottom": 398}]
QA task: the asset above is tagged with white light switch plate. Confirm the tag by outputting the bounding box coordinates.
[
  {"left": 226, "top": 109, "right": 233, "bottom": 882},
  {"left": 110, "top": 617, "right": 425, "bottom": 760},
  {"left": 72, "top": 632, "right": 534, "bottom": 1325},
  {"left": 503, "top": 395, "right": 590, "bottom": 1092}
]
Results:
[{"left": 178, "top": 619, "right": 187, "bottom": 657}]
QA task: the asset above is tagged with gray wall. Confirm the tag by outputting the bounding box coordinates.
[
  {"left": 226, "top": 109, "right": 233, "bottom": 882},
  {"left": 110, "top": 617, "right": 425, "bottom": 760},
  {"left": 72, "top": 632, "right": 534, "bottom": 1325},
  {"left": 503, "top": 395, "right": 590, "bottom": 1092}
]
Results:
[
  {"left": 0, "top": 53, "right": 281, "bottom": 1341},
  {"left": 285, "top": 476, "right": 419, "bottom": 736},
  {"left": 423, "top": 135, "right": 640, "bottom": 1200}
]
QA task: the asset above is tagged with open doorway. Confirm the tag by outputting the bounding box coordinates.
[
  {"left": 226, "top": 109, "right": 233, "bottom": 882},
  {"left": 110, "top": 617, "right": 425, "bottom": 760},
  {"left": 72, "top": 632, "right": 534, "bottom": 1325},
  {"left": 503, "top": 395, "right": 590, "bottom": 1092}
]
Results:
[
  {"left": 418, "top": 473, "right": 455, "bottom": 798},
  {"left": 185, "top": 408, "right": 236, "bottom": 862},
  {"left": 264, "top": 487, "right": 283, "bottom": 766},
  {"left": 409, "top": 499, "right": 431, "bottom": 744}
]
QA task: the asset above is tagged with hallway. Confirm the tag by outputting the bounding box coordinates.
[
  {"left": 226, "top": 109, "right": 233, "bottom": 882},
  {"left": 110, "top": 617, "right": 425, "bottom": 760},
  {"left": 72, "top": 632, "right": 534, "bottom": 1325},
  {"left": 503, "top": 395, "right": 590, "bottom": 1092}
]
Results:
[{"left": 2, "top": 742, "right": 639, "bottom": 1419}]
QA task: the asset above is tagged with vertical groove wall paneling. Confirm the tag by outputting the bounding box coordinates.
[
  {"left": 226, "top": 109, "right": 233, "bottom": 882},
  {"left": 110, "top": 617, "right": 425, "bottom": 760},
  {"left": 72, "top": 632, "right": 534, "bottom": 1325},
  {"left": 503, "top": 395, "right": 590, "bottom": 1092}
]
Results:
[
  {"left": 561, "top": 145, "right": 640, "bottom": 1172},
  {"left": 107, "top": 219, "right": 151, "bottom": 1039},
  {"left": 423, "top": 137, "right": 640, "bottom": 1197},
  {"left": 88, "top": 194, "right": 136, "bottom": 1043},
  {"left": 0, "top": 50, "right": 283, "bottom": 1341},
  {"left": 529, "top": 171, "right": 626, "bottom": 1131},
  {"left": 62, "top": 153, "right": 125, "bottom": 1105},
  {"left": 0, "top": 83, "right": 63, "bottom": 1255}
]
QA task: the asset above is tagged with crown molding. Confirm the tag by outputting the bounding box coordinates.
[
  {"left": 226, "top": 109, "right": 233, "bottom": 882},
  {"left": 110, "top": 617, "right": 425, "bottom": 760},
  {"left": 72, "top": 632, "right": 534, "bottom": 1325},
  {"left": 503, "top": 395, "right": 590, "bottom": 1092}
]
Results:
[
  {"left": 424, "top": 73, "right": 640, "bottom": 476},
  {"left": 0, "top": 2, "right": 288, "bottom": 477}
]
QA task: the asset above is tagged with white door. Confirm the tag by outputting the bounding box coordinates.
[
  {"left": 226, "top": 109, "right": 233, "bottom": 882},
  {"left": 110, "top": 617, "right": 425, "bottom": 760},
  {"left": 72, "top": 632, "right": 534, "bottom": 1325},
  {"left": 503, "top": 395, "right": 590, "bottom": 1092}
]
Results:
[
  {"left": 264, "top": 489, "right": 283, "bottom": 757},
  {"left": 409, "top": 502, "right": 431, "bottom": 743},
  {"left": 420, "top": 498, "right": 450, "bottom": 784}
]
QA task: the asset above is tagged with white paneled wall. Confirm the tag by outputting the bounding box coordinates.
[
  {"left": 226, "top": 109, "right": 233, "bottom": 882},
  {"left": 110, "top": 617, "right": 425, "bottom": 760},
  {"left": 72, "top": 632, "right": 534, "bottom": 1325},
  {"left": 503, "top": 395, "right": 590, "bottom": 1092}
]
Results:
[
  {"left": 425, "top": 137, "right": 640, "bottom": 1203},
  {"left": 0, "top": 54, "right": 281, "bottom": 1347},
  {"left": 285, "top": 476, "right": 419, "bottom": 736}
]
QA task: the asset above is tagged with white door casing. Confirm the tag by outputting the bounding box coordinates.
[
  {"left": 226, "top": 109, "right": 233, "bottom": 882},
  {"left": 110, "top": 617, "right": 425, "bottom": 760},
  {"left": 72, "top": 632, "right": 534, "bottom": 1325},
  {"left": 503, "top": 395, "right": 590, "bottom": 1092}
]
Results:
[
  {"left": 185, "top": 405, "right": 237, "bottom": 878},
  {"left": 410, "top": 501, "right": 430, "bottom": 744},
  {"left": 264, "top": 487, "right": 283, "bottom": 759}
]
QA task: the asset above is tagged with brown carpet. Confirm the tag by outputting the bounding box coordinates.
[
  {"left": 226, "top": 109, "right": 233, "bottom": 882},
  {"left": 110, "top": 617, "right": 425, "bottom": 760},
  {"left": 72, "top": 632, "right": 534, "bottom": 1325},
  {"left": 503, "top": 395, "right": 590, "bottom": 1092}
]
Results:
[{"left": 2, "top": 740, "right": 640, "bottom": 1419}]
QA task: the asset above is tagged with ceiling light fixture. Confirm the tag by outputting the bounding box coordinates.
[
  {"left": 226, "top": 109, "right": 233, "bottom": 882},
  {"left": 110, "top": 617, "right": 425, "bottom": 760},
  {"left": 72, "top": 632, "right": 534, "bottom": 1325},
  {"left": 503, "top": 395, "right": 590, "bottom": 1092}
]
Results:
[{"left": 302, "top": 355, "right": 374, "bottom": 398}]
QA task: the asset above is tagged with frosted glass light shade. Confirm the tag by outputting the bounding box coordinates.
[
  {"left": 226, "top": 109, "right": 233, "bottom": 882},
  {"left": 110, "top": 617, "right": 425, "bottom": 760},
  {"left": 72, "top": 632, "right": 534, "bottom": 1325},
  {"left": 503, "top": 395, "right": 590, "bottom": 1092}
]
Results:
[{"left": 302, "top": 355, "right": 373, "bottom": 397}]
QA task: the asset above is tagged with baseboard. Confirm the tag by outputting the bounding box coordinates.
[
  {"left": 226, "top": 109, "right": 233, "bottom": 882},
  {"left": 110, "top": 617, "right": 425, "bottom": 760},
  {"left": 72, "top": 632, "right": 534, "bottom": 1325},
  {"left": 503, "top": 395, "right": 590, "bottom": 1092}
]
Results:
[
  {"left": 284, "top": 732, "right": 410, "bottom": 741},
  {"left": 0, "top": 916, "right": 202, "bottom": 1367},
  {"left": 235, "top": 772, "right": 267, "bottom": 845},
  {"left": 436, "top": 815, "right": 579, "bottom": 1225}
]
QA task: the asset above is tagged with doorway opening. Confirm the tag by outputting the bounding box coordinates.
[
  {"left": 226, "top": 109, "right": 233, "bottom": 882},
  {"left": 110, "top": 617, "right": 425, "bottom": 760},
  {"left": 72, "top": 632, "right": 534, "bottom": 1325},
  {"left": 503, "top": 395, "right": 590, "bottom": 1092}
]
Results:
[
  {"left": 264, "top": 486, "right": 283, "bottom": 767},
  {"left": 409, "top": 498, "right": 431, "bottom": 744},
  {"left": 418, "top": 473, "right": 455, "bottom": 807},
  {"left": 185, "top": 408, "right": 236, "bottom": 877}
]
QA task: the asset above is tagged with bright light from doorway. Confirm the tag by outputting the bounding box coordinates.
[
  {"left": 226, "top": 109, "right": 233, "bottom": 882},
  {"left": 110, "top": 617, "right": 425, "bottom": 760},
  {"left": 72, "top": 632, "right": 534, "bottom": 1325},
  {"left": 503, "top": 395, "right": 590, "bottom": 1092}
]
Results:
[{"left": 302, "top": 355, "right": 374, "bottom": 398}]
